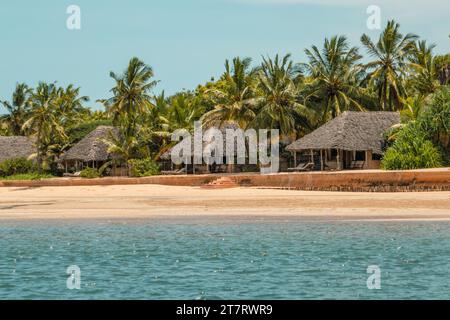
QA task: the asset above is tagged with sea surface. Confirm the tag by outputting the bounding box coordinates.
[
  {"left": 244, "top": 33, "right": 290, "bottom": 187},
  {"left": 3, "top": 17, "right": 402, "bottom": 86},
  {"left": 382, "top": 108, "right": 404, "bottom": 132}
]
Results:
[{"left": 1, "top": 218, "right": 450, "bottom": 300}]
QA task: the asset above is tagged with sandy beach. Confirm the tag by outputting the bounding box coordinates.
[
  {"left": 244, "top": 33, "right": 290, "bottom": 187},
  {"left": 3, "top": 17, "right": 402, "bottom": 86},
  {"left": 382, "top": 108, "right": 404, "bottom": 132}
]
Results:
[{"left": 0, "top": 184, "right": 449, "bottom": 221}]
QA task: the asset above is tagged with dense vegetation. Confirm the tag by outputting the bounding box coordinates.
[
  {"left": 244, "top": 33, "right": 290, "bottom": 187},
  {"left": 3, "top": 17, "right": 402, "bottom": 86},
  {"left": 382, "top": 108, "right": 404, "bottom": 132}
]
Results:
[{"left": 1, "top": 20, "right": 449, "bottom": 174}]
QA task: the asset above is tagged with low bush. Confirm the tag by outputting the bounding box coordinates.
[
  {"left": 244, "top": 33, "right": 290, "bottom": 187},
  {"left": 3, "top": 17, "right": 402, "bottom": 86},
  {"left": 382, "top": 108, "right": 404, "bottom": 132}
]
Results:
[
  {"left": 381, "top": 122, "right": 443, "bottom": 170},
  {"left": 80, "top": 167, "right": 101, "bottom": 179},
  {"left": 0, "top": 158, "right": 36, "bottom": 177},
  {"left": 128, "top": 158, "right": 160, "bottom": 177},
  {"left": 0, "top": 173, "right": 54, "bottom": 181}
]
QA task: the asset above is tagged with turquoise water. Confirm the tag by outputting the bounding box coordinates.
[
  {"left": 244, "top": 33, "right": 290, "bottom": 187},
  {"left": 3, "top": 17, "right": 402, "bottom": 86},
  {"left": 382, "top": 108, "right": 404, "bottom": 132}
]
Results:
[{"left": 1, "top": 218, "right": 450, "bottom": 300}]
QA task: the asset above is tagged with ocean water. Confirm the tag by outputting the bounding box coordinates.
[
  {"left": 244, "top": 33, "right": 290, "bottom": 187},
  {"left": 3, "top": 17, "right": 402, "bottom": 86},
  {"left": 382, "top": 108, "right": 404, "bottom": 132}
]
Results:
[{"left": 1, "top": 218, "right": 450, "bottom": 300}]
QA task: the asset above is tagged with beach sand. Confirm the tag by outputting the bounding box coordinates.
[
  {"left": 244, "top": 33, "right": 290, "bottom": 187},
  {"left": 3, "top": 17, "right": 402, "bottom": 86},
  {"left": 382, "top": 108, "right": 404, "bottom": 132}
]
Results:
[{"left": 0, "top": 184, "right": 449, "bottom": 221}]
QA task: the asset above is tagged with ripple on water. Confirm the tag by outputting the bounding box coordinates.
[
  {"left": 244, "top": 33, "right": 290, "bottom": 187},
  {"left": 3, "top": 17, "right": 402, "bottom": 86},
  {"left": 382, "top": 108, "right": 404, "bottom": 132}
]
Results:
[{"left": 0, "top": 220, "right": 450, "bottom": 299}]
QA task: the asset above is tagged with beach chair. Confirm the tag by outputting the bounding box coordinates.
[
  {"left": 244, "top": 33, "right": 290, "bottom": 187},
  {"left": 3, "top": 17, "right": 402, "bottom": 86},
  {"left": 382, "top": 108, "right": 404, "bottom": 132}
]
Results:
[
  {"left": 288, "top": 162, "right": 314, "bottom": 172},
  {"left": 288, "top": 162, "right": 307, "bottom": 172},
  {"left": 349, "top": 161, "right": 365, "bottom": 170},
  {"left": 160, "top": 167, "right": 187, "bottom": 175}
]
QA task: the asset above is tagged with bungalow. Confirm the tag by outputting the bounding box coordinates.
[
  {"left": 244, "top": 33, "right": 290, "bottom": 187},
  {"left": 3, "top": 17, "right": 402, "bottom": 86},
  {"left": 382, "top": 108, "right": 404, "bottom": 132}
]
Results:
[
  {"left": 286, "top": 111, "right": 400, "bottom": 171},
  {"left": 59, "top": 126, "right": 120, "bottom": 174},
  {"left": 0, "top": 136, "right": 35, "bottom": 162}
]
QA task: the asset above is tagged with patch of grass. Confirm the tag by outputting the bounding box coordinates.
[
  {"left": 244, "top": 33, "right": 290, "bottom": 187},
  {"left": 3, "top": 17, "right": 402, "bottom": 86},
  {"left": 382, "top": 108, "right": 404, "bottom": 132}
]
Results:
[{"left": 0, "top": 173, "right": 55, "bottom": 181}]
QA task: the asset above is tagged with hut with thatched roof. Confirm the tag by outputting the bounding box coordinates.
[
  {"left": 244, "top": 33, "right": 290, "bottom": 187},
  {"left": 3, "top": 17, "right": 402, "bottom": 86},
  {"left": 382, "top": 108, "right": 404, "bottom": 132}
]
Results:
[
  {"left": 60, "top": 126, "right": 119, "bottom": 173},
  {"left": 0, "top": 136, "right": 35, "bottom": 162},
  {"left": 159, "top": 123, "right": 256, "bottom": 174},
  {"left": 286, "top": 111, "right": 400, "bottom": 171}
]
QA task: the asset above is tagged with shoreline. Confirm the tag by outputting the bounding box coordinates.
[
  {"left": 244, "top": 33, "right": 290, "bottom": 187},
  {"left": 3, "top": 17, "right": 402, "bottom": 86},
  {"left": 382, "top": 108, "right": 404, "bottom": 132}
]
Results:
[{"left": 0, "top": 184, "right": 449, "bottom": 222}]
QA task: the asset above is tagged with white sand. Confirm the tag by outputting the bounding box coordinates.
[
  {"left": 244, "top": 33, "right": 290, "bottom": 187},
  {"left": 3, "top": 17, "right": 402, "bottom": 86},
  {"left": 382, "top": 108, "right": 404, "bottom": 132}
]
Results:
[{"left": 0, "top": 184, "right": 449, "bottom": 221}]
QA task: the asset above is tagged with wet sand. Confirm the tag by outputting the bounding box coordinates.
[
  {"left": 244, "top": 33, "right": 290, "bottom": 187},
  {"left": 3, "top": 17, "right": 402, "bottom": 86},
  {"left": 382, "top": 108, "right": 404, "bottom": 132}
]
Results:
[{"left": 0, "top": 184, "right": 449, "bottom": 221}]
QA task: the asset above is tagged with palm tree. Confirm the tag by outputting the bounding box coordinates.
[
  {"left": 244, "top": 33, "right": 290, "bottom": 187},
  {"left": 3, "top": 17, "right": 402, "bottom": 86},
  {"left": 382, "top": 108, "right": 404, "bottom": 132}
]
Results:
[
  {"left": 22, "top": 82, "right": 66, "bottom": 170},
  {"left": 361, "top": 20, "right": 418, "bottom": 111},
  {"left": 1, "top": 83, "right": 31, "bottom": 135},
  {"left": 162, "top": 92, "right": 204, "bottom": 132},
  {"left": 202, "top": 57, "right": 258, "bottom": 129},
  {"left": 99, "top": 57, "right": 158, "bottom": 165},
  {"left": 302, "top": 35, "right": 365, "bottom": 121},
  {"left": 252, "top": 54, "right": 310, "bottom": 138},
  {"left": 408, "top": 41, "right": 442, "bottom": 96},
  {"left": 100, "top": 57, "right": 157, "bottom": 129}
]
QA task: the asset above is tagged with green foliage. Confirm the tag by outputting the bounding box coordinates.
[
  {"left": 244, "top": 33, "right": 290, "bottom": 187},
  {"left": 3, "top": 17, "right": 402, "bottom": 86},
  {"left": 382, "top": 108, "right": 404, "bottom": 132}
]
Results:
[
  {"left": 80, "top": 167, "right": 101, "bottom": 179},
  {"left": 0, "top": 173, "right": 54, "bottom": 181},
  {"left": 381, "top": 122, "right": 443, "bottom": 170},
  {"left": 0, "top": 158, "right": 36, "bottom": 177},
  {"left": 128, "top": 158, "right": 160, "bottom": 177}
]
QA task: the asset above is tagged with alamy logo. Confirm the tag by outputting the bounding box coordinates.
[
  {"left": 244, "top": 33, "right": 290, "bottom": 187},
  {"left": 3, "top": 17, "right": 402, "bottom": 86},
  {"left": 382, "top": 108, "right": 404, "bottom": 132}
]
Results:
[
  {"left": 66, "top": 5, "right": 81, "bottom": 30},
  {"left": 366, "top": 5, "right": 381, "bottom": 30},
  {"left": 171, "top": 122, "right": 280, "bottom": 174},
  {"left": 366, "top": 265, "right": 381, "bottom": 290},
  {"left": 66, "top": 265, "right": 81, "bottom": 290}
]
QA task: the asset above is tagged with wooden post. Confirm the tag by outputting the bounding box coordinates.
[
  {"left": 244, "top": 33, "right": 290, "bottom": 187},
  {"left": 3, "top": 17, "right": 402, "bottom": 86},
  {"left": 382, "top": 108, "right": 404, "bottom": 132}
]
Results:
[
  {"left": 310, "top": 149, "right": 314, "bottom": 164},
  {"left": 337, "top": 149, "right": 340, "bottom": 170},
  {"left": 293, "top": 152, "right": 297, "bottom": 167},
  {"left": 320, "top": 149, "right": 323, "bottom": 171}
]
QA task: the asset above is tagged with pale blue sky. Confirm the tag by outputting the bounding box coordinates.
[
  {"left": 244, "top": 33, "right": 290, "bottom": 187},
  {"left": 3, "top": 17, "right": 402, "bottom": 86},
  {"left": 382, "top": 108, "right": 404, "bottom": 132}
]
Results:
[{"left": 0, "top": 0, "right": 449, "bottom": 112}]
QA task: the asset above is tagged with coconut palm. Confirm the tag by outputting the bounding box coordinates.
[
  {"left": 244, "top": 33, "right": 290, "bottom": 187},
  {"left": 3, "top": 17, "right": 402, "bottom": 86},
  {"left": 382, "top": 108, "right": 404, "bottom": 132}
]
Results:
[
  {"left": 202, "top": 57, "right": 258, "bottom": 129},
  {"left": 22, "top": 82, "right": 66, "bottom": 170},
  {"left": 252, "top": 54, "right": 310, "bottom": 138},
  {"left": 408, "top": 41, "right": 444, "bottom": 96},
  {"left": 302, "top": 36, "right": 365, "bottom": 121},
  {"left": 361, "top": 20, "right": 418, "bottom": 111},
  {"left": 100, "top": 57, "right": 158, "bottom": 162},
  {"left": 100, "top": 57, "right": 157, "bottom": 128},
  {"left": 1, "top": 83, "right": 32, "bottom": 135}
]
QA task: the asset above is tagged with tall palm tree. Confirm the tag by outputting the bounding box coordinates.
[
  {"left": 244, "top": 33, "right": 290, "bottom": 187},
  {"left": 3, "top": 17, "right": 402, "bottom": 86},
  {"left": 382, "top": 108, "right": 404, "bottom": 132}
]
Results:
[
  {"left": 202, "top": 57, "right": 258, "bottom": 129},
  {"left": 22, "top": 82, "right": 66, "bottom": 170},
  {"left": 361, "top": 20, "right": 418, "bottom": 111},
  {"left": 1, "top": 83, "right": 31, "bottom": 136},
  {"left": 100, "top": 57, "right": 157, "bottom": 128},
  {"left": 99, "top": 57, "right": 158, "bottom": 163},
  {"left": 252, "top": 54, "right": 310, "bottom": 138},
  {"left": 302, "top": 35, "right": 365, "bottom": 121},
  {"left": 408, "top": 41, "right": 442, "bottom": 95}
]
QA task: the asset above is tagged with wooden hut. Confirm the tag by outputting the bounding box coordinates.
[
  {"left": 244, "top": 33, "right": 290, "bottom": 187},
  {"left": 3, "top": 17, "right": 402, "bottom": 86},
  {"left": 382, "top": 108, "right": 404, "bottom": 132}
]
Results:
[
  {"left": 0, "top": 136, "right": 35, "bottom": 162},
  {"left": 286, "top": 111, "right": 400, "bottom": 171},
  {"left": 60, "top": 126, "right": 119, "bottom": 174},
  {"left": 159, "top": 123, "right": 256, "bottom": 174}
]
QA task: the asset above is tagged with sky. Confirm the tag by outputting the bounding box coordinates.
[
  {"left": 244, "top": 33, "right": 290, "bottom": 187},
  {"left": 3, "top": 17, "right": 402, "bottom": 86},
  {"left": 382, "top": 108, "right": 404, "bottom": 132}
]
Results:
[{"left": 0, "top": 0, "right": 449, "bottom": 113}]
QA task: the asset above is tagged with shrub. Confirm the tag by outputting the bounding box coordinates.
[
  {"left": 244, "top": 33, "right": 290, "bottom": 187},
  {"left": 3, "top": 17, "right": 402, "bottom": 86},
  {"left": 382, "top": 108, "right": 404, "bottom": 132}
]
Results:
[
  {"left": 381, "top": 122, "right": 443, "bottom": 170},
  {"left": 128, "top": 158, "right": 160, "bottom": 177},
  {"left": 0, "top": 158, "right": 36, "bottom": 177},
  {"left": 0, "top": 173, "right": 54, "bottom": 181},
  {"left": 80, "top": 167, "right": 101, "bottom": 179}
]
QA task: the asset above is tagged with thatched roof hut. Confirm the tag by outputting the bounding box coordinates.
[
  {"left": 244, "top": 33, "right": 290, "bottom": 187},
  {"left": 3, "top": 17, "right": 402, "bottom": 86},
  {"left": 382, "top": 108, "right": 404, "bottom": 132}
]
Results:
[
  {"left": 160, "top": 123, "right": 247, "bottom": 161},
  {"left": 0, "top": 136, "right": 35, "bottom": 162},
  {"left": 286, "top": 111, "right": 400, "bottom": 154},
  {"left": 60, "top": 126, "right": 118, "bottom": 162}
]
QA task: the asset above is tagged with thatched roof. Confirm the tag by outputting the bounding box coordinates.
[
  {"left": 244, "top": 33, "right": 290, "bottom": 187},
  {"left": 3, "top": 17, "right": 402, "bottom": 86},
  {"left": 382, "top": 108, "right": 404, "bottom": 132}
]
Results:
[
  {"left": 160, "top": 123, "right": 247, "bottom": 161},
  {"left": 286, "top": 111, "right": 400, "bottom": 154},
  {"left": 0, "top": 136, "right": 35, "bottom": 162},
  {"left": 60, "top": 126, "right": 118, "bottom": 162}
]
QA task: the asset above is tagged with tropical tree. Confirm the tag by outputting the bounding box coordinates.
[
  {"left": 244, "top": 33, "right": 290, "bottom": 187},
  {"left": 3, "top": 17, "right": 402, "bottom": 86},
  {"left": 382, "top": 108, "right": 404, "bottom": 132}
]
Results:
[
  {"left": 22, "top": 82, "right": 66, "bottom": 170},
  {"left": 252, "top": 54, "right": 310, "bottom": 138},
  {"left": 99, "top": 57, "right": 158, "bottom": 163},
  {"left": 100, "top": 57, "right": 157, "bottom": 129},
  {"left": 408, "top": 41, "right": 441, "bottom": 95},
  {"left": 1, "top": 83, "right": 31, "bottom": 136},
  {"left": 202, "top": 57, "right": 258, "bottom": 129},
  {"left": 302, "top": 35, "right": 365, "bottom": 121},
  {"left": 55, "top": 84, "right": 90, "bottom": 128},
  {"left": 361, "top": 20, "right": 418, "bottom": 111}
]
